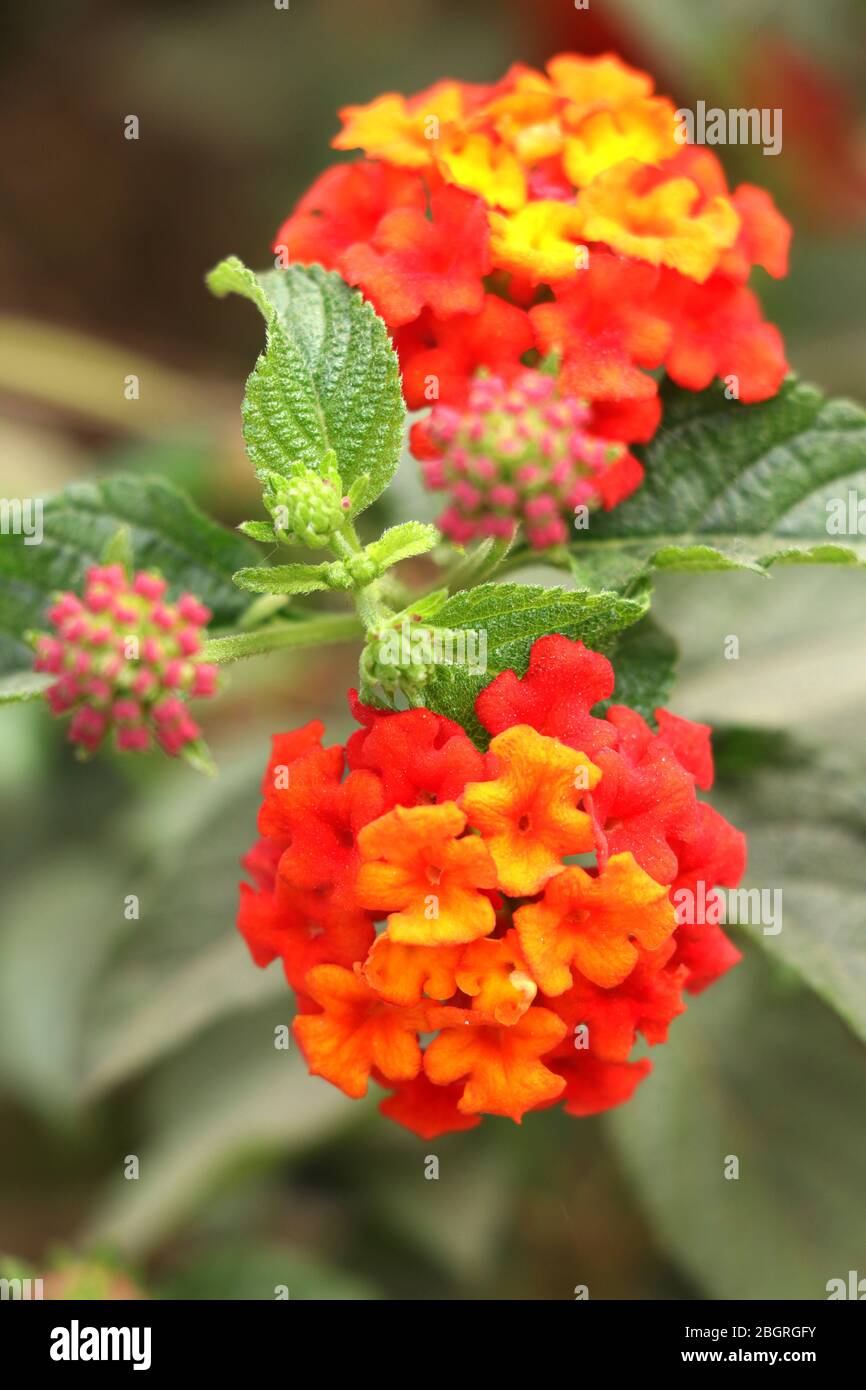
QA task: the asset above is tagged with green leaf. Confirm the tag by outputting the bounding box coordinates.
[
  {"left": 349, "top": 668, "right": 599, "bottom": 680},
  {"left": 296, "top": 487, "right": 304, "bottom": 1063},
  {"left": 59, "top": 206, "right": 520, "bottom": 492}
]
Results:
[
  {"left": 600, "top": 616, "right": 678, "bottom": 723},
  {"left": 0, "top": 474, "right": 259, "bottom": 675},
  {"left": 179, "top": 738, "right": 218, "bottom": 778},
  {"left": 365, "top": 521, "right": 440, "bottom": 570},
  {"left": 0, "top": 671, "right": 52, "bottom": 704},
  {"left": 607, "top": 951, "right": 866, "bottom": 1299},
  {"left": 569, "top": 378, "right": 866, "bottom": 592},
  {"left": 0, "top": 851, "right": 133, "bottom": 1115},
  {"left": 208, "top": 258, "right": 405, "bottom": 514},
  {"left": 422, "top": 581, "right": 649, "bottom": 744},
  {"left": 100, "top": 523, "right": 134, "bottom": 572},
  {"left": 81, "top": 933, "right": 285, "bottom": 1100},
  {"left": 205, "top": 255, "right": 274, "bottom": 319},
  {"left": 238, "top": 520, "right": 278, "bottom": 544},
  {"left": 710, "top": 734, "right": 866, "bottom": 1045},
  {"left": 82, "top": 1018, "right": 360, "bottom": 1257},
  {"left": 233, "top": 562, "right": 333, "bottom": 595}
]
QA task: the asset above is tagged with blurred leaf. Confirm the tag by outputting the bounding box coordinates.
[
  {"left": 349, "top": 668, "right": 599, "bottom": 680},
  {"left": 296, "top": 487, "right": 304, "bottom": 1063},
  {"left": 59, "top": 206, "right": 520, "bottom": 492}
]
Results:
[
  {"left": 423, "top": 581, "right": 650, "bottom": 744},
  {"left": 159, "top": 1240, "right": 379, "bottom": 1300},
  {"left": 710, "top": 736, "right": 866, "bottom": 1044},
  {"left": 0, "top": 670, "right": 51, "bottom": 703},
  {"left": 208, "top": 258, "right": 405, "bottom": 514},
  {"left": 83, "top": 1025, "right": 360, "bottom": 1257},
  {"left": 569, "top": 379, "right": 866, "bottom": 593},
  {"left": 0, "top": 853, "right": 133, "bottom": 1115},
  {"left": 607, "top": 950, "right": 866, "bottom": 1299},
  {"left": 364, "top": 1133, "right": 517, "bottom": 1284},
  {"left": 0, "top": 474, "right": 259, "bottom": 673},
  {"left": 82, "top": 934, "right": 284, "bottom": 1100}
]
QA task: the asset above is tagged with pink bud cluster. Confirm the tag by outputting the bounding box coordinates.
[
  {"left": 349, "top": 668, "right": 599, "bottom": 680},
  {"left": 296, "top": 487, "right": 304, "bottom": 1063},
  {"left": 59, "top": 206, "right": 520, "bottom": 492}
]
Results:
[
  {"left": 33, "top": 564, "right": 218, "bottom": 756},
  {"left": 413, "top": 369, "right": 642, "bottom": 549}
]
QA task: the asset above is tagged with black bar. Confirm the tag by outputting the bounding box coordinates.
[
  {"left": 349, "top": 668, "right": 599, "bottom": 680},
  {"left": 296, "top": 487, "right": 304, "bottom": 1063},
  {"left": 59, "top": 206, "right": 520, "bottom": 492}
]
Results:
[{"left": 0, "top": 1297, "right": 861, "bottom": 1373}]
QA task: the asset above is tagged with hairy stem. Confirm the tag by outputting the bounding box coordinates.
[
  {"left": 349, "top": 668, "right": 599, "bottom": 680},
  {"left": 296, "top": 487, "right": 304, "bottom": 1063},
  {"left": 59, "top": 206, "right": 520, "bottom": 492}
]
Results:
[{"left": 204, "top": 612, "right": 363, "bottom": 664}]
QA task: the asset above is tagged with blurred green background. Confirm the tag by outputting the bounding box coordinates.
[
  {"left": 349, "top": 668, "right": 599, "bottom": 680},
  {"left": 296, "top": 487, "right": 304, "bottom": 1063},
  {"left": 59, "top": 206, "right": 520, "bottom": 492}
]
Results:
[{"left": 0, "top": 0, "right": 865, "bottom": 1300}]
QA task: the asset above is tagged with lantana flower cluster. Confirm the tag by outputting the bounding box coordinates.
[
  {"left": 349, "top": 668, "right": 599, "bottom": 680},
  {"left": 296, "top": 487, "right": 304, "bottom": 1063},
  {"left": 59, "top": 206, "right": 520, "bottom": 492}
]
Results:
[
  {"left": 33, "top": 564, "right": 218, "bottom": 756},
  {"left": 274, "top": 52, "right": 791, "bottom": 547},
  {"left": 414, "top": 367, "right": 642, "bottom": 548},
  {"left": 238, "top": 635, "right": 746, "bottom": 1136}
]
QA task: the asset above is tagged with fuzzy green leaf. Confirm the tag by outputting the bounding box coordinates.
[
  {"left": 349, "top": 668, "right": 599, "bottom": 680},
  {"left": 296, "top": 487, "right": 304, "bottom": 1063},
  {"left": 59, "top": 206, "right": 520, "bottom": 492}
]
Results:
[
  {"left": 422, "top": 581, "right": 650, "bottom": 744},
  {"left": 710, "top": 733, "right": 866, "bottom": 1045},
  {"left": 599, "top": 616, "right": 678, "bottom": 723},
  {"left": 232, "top": 563, "right": 333, "bottom": 595},
  {"left": 208, "top": 258, "right": 405, "bottom": 514},
  {"left": 237, "top": 520, "right": 278, "bottom": 544},
  {"left": 365, "top": 521, "right": 440, "bottom": 571},
  {"left": 569, "top": 378, "right": 866, "bottom": 592}
]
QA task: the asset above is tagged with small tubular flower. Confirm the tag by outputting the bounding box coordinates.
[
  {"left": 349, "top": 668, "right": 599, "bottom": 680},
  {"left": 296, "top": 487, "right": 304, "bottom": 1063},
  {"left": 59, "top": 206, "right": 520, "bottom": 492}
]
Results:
[
  {"left": 356, "top": 802, "right": 498, "bottom": 945},
  {"left": 513, "top": 852, "right": 676, "bottom": 992},
  {"left": 461, "top": 724, "right": 600, "bottom": 895},
  {"left": 423, "top": 1004, "right": 568, "bottom": 1122},
  {"left": 340, "top": 183, "right": 490, "bottom": 327},
  {"left": 294, "top": 964, "right": 429, "bottom": 1098},
  {"left": 238, "top": 635, "right": 746, "bottom": 1135},
  {"left": 34, "top": 564, "right": 217, "bottom": 758}
]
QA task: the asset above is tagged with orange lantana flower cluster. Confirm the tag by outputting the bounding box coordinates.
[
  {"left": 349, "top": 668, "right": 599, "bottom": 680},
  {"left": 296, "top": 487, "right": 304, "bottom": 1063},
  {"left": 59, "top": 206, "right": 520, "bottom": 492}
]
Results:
[
  {"left": 274, "top": 54, "right": 791, "bottom": 545},
  {"left": 238, "top": 636, "right": 746, "bottom": 1136}
]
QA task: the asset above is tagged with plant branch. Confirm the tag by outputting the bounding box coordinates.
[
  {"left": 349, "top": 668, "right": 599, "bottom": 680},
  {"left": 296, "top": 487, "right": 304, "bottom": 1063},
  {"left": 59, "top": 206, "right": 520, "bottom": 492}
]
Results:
[{"left": 204, "top": 612, "right": 363, "bottom": 664}]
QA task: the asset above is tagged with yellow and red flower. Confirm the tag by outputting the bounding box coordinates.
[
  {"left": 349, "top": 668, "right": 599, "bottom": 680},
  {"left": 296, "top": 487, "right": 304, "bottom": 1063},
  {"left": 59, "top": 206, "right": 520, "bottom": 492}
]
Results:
[
  {"left": 273, "top": 52, "right": 791, "bottom": 546},
  {"left": 238, "top": 635, "right": 746, "bottom": 1136}
]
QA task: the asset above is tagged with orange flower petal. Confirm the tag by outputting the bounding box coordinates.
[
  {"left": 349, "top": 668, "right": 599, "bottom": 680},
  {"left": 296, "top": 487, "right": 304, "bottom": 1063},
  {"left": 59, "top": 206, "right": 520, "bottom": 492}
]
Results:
[
  {"left": 362, "top": 931, "right": 462, "bottom": 1006},
  {"left": 379, "top": 1073, "right": 481, "bottom": 1138},
  {"left": 513, "top": 851, "right": 676, "bottom": 992},
  {"left": 294, "top": 964, "right": 427, "bottom": 1098},
  {"left": 332, "top": 82, "right": 465, "bottom": 168},
  {"left": 424, "top": 1005, "right": 567, "bottom": 1122},
  {"left": 548, "top": 52, "right": 654, "bottom": 117},
  {"left": 455, "top": 928, "right": 537, "bottom": 1026},
  {"left": 562, "top": 98, "right": 679, "bottom": 188},
  {"left": 462, "top": 724, "right": 600, "bottom": 896},
  {"left": 357, "top": 802, "right": 497, "bottom": 945}
]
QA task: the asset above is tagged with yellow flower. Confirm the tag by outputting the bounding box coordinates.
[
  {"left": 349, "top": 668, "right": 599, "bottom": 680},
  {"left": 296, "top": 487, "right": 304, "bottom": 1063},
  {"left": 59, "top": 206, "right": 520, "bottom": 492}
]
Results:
[
  {"left": 578, "top": 163, "right": 740, "bottom": 282},
  {"left": 489, "top": 200, "right": 587, "bottom": 283},
  {"left": 547, "top": 52, "right": 653, "bottom": 119},
  {"left": 437, "top": 130, "right": 527, "bottom": 211},
  {"left": 333, "top": 82, "right": 465, "bottom": 169},
  {"left": 563, "top": 98, "right": 680, "bottom": 188}
]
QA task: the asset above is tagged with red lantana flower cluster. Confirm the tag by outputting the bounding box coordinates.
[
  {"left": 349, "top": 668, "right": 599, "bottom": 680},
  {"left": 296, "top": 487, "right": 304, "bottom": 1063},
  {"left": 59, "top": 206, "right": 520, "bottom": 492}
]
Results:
[
  {"left": 238, "top": 635, "right": 746, "bottom": 1137},
  {"left": 34, "top": 565, "right": 218, "bottom": 756},
  {"left": 274, "top": 53, "right": 791, "bottom": 546}
]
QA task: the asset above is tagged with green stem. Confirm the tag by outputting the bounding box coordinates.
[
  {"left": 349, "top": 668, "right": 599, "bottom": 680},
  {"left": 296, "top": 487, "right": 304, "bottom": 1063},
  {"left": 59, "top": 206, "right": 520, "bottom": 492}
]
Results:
[
  {"left": 331, "top": 523, "right": 391, "bottom": 632},
  {"left": 204, "top": 612, "right": 363, "bottom": 664}
]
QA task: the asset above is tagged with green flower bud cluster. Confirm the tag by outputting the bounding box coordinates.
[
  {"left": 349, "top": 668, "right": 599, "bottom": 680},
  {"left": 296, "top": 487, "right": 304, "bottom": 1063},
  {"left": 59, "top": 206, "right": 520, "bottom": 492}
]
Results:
[
  {"left": 263, "top": 454, "right": 349, "bottom": 549},
  {"left": 360, "top": 619, "right": 438, "bottom": 698}
]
